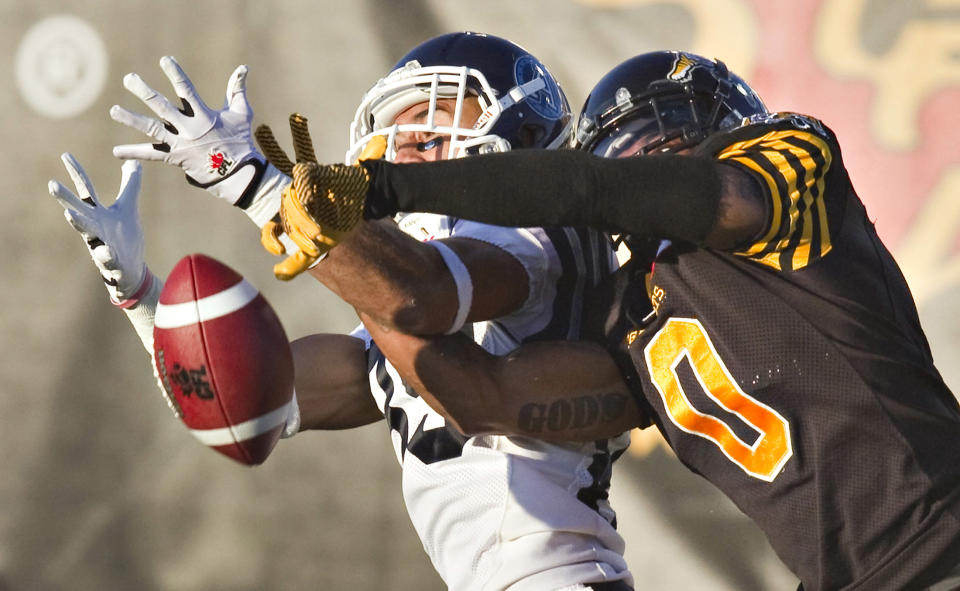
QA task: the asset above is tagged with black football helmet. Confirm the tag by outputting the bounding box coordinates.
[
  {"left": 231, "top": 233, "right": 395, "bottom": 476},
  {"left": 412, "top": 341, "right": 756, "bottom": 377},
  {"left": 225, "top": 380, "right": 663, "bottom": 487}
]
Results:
[
  {"left": 573, "top": 51, "right": 767, "bottom": 157},
  {"left": 346, "top": 32, "right": 572, "bottom": 163}
]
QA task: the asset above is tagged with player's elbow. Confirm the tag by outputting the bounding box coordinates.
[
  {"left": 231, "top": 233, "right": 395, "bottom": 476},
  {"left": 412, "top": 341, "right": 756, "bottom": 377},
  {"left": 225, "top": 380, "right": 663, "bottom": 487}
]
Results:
[
  {"left": 390, "top": 300, "right": 458, "bottom": 335},
  {"left": 444, "top": 406, "right": 507, "bottom": 438},
  {"left": 379, "top": 283, "right": 460, "bottom": 335},
  {"left": 389, "top": 243, "right": 474, "bottom": 335},
  {"left": 442, "top": 414, "right": 485, "bottom": 437},
  {"left": 422, "top": 373, "right": 513, "bottom": 437}
]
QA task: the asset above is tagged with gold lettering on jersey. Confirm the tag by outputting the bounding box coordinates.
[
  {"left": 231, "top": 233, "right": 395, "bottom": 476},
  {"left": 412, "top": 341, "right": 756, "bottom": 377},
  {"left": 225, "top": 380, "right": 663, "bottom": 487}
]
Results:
[
  {"left": 626, "top": 329, "right": 642, "bottom": 346},
  {"left": 650, "top": 284, "right": 666, "bottom": 313},
  {"left": 814, "top": 0, "right": 960, "bottom": 150},
  {"left": 644, "top": 317, "right": 793, "bottom": 481}
]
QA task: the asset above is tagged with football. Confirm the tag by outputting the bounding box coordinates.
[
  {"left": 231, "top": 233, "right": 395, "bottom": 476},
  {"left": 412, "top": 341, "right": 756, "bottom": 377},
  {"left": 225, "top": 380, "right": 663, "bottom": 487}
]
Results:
[{"left": 153, "top": 254, "right": 295, "bottom": 466}]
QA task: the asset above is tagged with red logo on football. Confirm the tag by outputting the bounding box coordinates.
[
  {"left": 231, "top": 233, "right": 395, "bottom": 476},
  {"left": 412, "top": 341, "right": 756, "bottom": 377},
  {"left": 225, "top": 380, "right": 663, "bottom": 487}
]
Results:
[{"left": 153, "top": 254, "right": 294, "bottom": 466}]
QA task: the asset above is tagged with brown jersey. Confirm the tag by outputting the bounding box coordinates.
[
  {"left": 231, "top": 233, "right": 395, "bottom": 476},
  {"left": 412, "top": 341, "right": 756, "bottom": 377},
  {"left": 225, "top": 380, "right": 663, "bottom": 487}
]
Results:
[
  {"left": 373, "top": 107, "right": 960, "bottom": 589},
  {"left": 612, "top": 113, "right": 960, "bottom": 589}
]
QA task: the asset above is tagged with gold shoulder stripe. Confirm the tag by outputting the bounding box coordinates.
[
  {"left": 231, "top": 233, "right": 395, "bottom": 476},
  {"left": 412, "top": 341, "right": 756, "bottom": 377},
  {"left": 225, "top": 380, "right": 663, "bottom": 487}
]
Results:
[{"left": 717, "top": 130, "right": 833, "bottom": 271}]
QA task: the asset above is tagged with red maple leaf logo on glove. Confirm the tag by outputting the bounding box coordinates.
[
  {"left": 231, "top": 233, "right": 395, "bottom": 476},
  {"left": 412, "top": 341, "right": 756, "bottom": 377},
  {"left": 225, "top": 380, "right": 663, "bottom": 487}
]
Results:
[{"left": 208, "top": 152, "right": 233, "bottom": 176}]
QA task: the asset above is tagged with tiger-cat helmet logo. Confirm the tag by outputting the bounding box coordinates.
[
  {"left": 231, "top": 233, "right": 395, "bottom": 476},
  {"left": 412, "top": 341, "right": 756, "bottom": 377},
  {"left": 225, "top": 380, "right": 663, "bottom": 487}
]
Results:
[{"left": 667, "top": 53, "right": 699, "bottom": 82}]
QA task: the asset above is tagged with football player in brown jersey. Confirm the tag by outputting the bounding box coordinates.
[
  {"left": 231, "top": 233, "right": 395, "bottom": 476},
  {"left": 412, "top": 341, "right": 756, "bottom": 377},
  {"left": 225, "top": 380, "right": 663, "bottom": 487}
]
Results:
[{"left": 273, "top": 51, "right": 960, "bottom": 590}]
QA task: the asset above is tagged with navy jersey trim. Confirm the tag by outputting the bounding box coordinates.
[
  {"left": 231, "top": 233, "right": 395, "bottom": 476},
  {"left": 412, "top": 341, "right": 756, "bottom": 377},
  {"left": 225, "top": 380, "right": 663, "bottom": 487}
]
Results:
[
  {"left": 370, "top": 341, "right": 470, "bottom": 465},
  {"left": 530, "top": 227, "right": 615, "bottom": 342}
]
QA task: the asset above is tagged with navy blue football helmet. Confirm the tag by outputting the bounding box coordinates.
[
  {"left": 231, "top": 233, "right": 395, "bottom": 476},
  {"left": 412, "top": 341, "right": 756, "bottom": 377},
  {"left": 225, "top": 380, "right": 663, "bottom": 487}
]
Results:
[
  {"left": 346, "top": 32, "right": 572, "bottom": 162},
  {"left": 574, "top": 51, "right": 767, "bottom": 157}
]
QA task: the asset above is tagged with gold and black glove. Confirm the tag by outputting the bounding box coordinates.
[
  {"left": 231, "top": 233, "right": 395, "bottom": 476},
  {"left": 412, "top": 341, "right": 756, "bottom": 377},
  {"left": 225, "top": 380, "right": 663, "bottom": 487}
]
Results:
[{"left": 255, "top": 114, "right": 385, "bottom": 280}]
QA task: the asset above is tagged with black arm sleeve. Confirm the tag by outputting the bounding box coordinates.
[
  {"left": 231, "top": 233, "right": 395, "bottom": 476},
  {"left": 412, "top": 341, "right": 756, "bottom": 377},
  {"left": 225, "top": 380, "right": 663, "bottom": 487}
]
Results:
[{"left": 363, "top": 149, "right": 723, "bottom": 244}]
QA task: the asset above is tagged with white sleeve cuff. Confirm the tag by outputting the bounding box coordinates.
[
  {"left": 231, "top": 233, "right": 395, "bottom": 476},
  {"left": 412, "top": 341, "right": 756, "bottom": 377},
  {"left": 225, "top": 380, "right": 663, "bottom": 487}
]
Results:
[
  {"left": 281, "top": 390, "right": 301, "bottom": 438},
  {"left": 121, "top": 270, "right": 164, "bottom": 354}
]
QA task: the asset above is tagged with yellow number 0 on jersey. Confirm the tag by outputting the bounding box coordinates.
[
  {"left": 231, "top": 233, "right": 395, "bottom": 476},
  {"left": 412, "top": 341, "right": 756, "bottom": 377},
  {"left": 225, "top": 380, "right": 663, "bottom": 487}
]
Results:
[{"left": 644, "top": 318, "right": 793, "bottom": 482}]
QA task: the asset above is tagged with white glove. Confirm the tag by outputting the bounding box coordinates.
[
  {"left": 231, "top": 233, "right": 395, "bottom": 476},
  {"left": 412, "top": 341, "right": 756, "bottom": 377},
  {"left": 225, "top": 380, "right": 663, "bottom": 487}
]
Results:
[
  {"left": 49, "top": 154, "right": 180, "bottom": 419},
  {"left": 48, "top": 153, "right": 153, "bottom": 306},
  {"left": 110, "top": 56, "right": 287, "bottom": 226}
]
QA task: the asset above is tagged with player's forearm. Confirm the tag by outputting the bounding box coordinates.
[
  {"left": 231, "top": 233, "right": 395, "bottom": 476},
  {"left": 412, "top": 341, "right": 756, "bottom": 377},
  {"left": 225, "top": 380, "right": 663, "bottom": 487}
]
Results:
[
  {"left": 120, "top": 270, "right": 163, "bottom": 354},
  {"left": 309, "top": 219, "right": 459, "bottom": 334},
  {"left": 364, "top": 150, "right": 723, "bottom": 244},
  {"left": 290, "top": 333, "right": 382, "bottom": 430},
  {"left": 363, "top": 313, "right": 639, "bottom": 442},
  {"left": 476, "top": 339, "right": 640, "bottom": 441},
  {"left": 361, "top": 315, "right": 500, "bottom": 434}
]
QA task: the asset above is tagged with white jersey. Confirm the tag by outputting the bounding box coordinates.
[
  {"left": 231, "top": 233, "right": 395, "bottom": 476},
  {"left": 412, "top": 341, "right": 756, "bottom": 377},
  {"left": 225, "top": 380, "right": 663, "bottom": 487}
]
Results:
[{"left": 352, "top": 213, "right": 633, "bottom": 591}]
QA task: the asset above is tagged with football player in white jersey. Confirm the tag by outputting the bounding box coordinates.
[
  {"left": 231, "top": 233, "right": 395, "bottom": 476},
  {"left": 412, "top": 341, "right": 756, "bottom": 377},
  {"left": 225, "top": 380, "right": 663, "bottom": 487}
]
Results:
[{"left": 50, "top": 32, "right": 634, "bottom": 590}]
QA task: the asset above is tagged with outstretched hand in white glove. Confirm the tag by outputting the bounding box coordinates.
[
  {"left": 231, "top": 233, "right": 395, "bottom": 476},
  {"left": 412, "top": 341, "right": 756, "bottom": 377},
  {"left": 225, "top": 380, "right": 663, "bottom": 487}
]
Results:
[
  {"left": 48, "top": 153, "right": 154, "bottom": 307},
  {"left": 111, "top": 56, "right": 286, "bottom": 226},
  {"left": 45, "top": 154, "right": 302, "bottom": 433}
]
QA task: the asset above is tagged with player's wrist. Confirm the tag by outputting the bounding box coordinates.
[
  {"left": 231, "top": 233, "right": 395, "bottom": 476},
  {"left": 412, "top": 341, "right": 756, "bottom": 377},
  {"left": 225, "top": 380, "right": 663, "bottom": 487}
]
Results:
[
  {"left": 121, "top": 270, "right": 163, "bottom": 354},
  {"left": 186, "top": 151, "right": 264, "bottom": 203},
  {"left": 359, "top": 160, "right": 397, "bottom": 219},
  {"left": 242, "top": 163, "right": 291, "bottom": 227},
  {"left": 110, "top": 265, "right": 155, "bottom": 308}
]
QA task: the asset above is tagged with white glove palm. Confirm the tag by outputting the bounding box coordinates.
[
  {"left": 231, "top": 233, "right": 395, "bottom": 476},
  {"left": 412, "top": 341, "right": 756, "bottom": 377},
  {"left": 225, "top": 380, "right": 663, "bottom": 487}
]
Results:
[
  {"left": 48, "top": 153, "right": 149, "bottom": 304},
  {"left": 110, "top": 56, "right": 268, "bottom": 209}
]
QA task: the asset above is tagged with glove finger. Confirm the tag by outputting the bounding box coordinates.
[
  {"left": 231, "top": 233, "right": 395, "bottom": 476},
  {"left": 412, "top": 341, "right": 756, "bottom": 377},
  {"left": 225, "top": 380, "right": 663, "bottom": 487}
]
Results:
[
  {"left": 109, "top": 104, "right": 170, "bottom": 143},
  {"left": 63, "top": 208, "right": 98, "bottom": 236},
  {"left": 273, "top": 250, "right": 316, "bottom": 281},
  {"left": 92, "top": 243, "right": 120, "bottom": 271},
  {"left": 112, "top": 142, "right": 169, "bottom": 162},
  {"left": 312, "top": 228, "right": 344, "bottom": 248},
  {"left": 288, "top": 113, "right": 317, "bottom": 163},
  {"left": 255, "top": 124, "right": 294, "bottom": 176},
  {"left": 287, "top": 227, "right": 321, "bottom": 258},
  {"left": 281, "top": 201, "right": 323, "bottom": 257},
  {"left": 99, "top": 271, "right": 119, "bottom": 288},
  {"left": 280, "top": 184, "right": 322, "bottom": 257},
  {"left": 49, "top": 179, "right": 92, "bottom": 214},
  {"left": 122, "top": 72, "right": 181, "bottom": 124},
  {"left": 260, "top": 219, "right": 286, "bottom": 255},
  {"left": 158, "top": 55, "right": 209, "bottom": 116},
  {"left": 283, "top": 204, "right": 322, "bottom": 257},
  {"left": 60, "top": 153, "right": 100, "bottom": 205},
  {"left": 115, "top": 160, "right": 143, "bottom": 210},
  {"left": 357, "top": 135, "right": 387, "bottom": 162},
  {"left": 225, "top": 64, "right": 252, "bottom": 118}
]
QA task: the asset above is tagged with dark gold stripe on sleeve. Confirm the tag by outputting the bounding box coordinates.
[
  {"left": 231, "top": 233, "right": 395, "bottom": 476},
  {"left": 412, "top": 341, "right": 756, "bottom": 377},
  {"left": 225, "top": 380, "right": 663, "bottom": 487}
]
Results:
[{"left": 717, "top": 130, "right": 833, "bottom": 271}]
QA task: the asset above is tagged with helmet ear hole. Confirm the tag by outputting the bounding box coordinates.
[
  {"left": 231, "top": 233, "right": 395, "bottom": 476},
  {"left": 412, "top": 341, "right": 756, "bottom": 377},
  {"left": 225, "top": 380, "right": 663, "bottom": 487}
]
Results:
[{"left": 517, "top": 124, "right": 546, "bottom": 149}]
